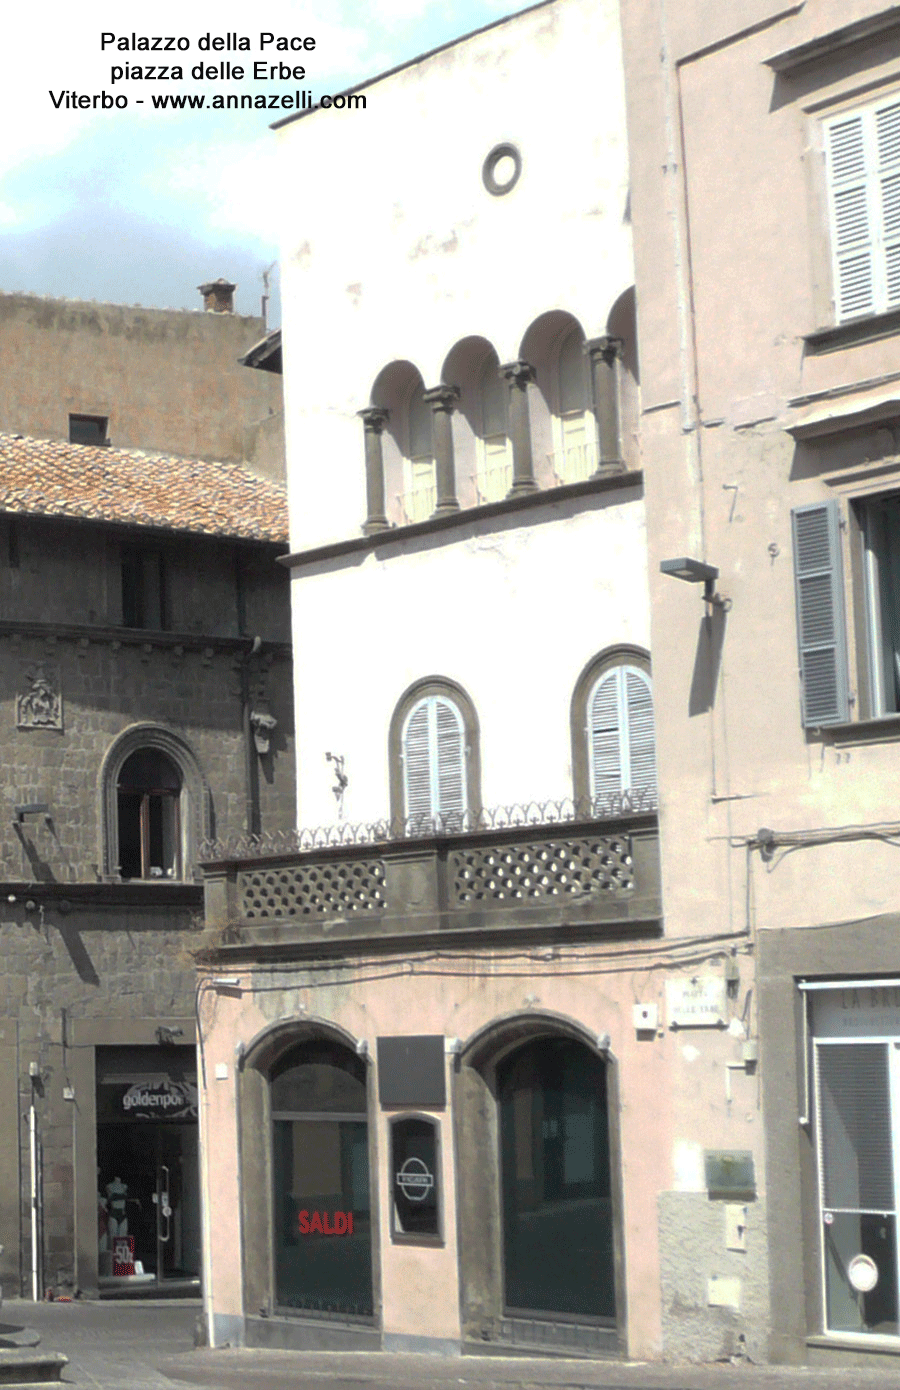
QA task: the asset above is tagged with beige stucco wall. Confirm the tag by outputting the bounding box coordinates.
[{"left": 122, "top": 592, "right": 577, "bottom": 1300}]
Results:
[
  {"left": 200, "top": 954, "right": 764, "bottom": 1359},
  {"left": 621, "top": 0, "right": 900, "bottom": 1362},
  {"left": 621, "top": 0, "right": 900, "bottom": 938}
]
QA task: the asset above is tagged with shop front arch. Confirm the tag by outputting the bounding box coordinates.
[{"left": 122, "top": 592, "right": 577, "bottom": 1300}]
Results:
[
  {"left": 239, "top": 1018, "right": 377, "bottom": 1328},
  {"left": 270, "top": 1038, "right": 373, "bottom": 1317},
  {"left": 498, "top": 1036, "right": 614, "bottom": 1320},
  {"left": 454, "top": 1012, "right": 623, "bottom": 1354}
]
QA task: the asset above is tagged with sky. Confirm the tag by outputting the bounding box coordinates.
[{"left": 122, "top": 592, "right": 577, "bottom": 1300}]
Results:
[{"left": 1, "top": 1, "right": 521, "bottom": 322}]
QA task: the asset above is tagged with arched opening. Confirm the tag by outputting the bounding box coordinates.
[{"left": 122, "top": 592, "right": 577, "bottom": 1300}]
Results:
[
  {"left": 116, "top": 748, "right": 183, "bottom": 880},
  {"left": 571, "top": 648, "right": 657, "bottom": 816},
  {"left": 371, "top": 361, "right": 434, "bottom": 525},
  {"left": 441, "top": 336, "right": 510, "bottom": 506},
  {"left": 519, "top": 311, "right": 593, "bottom": 489},
  {"left": 270, "top": 1038, "right": 373, "bottom": 1317},
  {"left": 498, "top": 1036, "right": 615, "bottom": 1320},
  {"left": 388, "top": 676, "right": 481, "bottom": 829},
  {"left": 100, "top": 724, "right": 209, "bottom": 881}
]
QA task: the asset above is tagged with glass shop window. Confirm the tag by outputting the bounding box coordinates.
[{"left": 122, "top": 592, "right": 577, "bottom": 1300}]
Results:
[
  {"left": 271, "top": 1040, "right": 373, "bottom": 1318},
  {"left": 816, "top": 1040, "right": 900, "bottom": 1336}
]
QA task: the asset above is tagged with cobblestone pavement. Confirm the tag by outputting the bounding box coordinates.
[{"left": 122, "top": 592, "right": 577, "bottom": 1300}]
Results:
[
  {"left": 7, "top": 1299, "right": 900, "bottom": 1390},
  {"left": 3, "top": 1298, "right": 196, "bottom": 1389}
]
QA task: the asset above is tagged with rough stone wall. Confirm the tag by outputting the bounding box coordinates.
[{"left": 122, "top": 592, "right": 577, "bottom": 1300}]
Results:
[
  {"left": 0, "top": 293, "right": 284, "bottom": 474},
  {"left": 658, "top": 1191, "right": 769, "bottom": 1363},
  {"left": 0, "top": 898, "right": 200, "bottom": 1295},
  {"left": 0, "top": 505, "right": 295, "bottom": 1296},
  {"left": 0, "top": 517, "right": 291, "bottom": 644},
  {"left": 0, "top": 635, "right": 294, "bottom": 881}
]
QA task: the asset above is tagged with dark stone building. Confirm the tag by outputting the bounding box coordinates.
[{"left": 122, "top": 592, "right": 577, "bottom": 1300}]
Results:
[{"left": 0, "top": 427, "right": 294, "bottom": 1300}]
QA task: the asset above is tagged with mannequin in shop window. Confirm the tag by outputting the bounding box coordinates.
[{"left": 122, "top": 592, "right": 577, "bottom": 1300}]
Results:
[{"left": 106, "top": 1176, "right": 128, "bottom": 1238}]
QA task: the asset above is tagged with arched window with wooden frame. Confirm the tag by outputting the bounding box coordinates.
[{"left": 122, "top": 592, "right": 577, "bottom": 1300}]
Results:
[
  {"left": 117, "top": 748, "right": 182, "bottom": 880},
  {"left": 389, "top": 679, "right": 481, "bottom": 832},
  {"left": 99, "top": 724, "right": 210, "bottom": 881},
  {"left": 571, "top": 649, "right": 656, "bottom": 815}
]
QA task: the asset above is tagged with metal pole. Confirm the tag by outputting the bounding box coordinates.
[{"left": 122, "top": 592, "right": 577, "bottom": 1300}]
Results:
[{"left": 29, "top": 1104, "right": 39, "bottom": 1301}]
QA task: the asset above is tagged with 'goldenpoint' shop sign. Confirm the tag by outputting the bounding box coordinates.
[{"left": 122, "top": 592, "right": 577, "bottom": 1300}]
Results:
[{"left": 121, "top": 1080, "right": 198, "bottom": 1120}]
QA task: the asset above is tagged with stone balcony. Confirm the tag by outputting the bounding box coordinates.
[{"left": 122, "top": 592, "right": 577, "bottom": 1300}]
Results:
[{"left": 200, "top": 798, "right": 661, "bottom": 960}]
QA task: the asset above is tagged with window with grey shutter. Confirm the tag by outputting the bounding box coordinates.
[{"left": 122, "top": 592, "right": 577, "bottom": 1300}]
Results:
[
  {"left": 588, "top": 666, "right": 657, "bottom": 810},
  {"left": 791, "top": 501, "right": 849, "bottom": 727},
  {"left": 401, "top": 695, "right": 466, "bottom": 828}
]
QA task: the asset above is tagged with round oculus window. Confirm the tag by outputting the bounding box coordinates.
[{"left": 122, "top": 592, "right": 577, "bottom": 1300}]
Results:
[{"left": 482, "top": 142, "right": 521, "bottom": 197}]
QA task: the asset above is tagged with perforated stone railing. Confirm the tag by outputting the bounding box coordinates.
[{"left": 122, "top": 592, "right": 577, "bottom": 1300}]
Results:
[
  {"left": 451, "top": 835, "right": 633, "bottom": 903},
  {"left": 205, "top": 796, "right": 658, "bottom": 932},
  {"left": 239, "top": 858, "right": 386, "bottom": 919}
]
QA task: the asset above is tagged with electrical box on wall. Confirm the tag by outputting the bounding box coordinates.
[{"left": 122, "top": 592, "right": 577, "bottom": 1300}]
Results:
[{"left": 633, "top": 1003, "right": 658, "bottom": 1031}]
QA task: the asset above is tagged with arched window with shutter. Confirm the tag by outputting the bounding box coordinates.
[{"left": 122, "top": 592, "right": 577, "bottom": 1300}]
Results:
[
  {"left": 389, "top": 679, "right": 481, "bottom": 832},
  {"left": 571, "top": 650, "right": 656, "bottom": 816}
]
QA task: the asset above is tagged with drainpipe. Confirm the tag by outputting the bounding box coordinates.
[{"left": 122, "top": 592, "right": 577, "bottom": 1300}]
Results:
[
  {"left": 29, "top": 1103, "right": 41, "bottom": 1301},
  {"left": 198, "top": 1051, "right": 215, "bottom": 1347}
]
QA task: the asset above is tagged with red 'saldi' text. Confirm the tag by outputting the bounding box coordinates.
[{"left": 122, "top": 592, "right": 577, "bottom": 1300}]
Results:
[{"left": 297, "top": 1210, "right": 354, "bottom": 1235}]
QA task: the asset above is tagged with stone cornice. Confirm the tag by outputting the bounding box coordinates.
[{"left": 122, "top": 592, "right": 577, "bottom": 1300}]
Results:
[
  {"left": 0, "top": 619, "right": 291, "bottom": 659},
  {"left": 765, "top": 6, "right": 900, "bottom": 72},
  {"left": 0, "top": 880, "right": 203, "bottom": 911},
  {"left": 280, "top": 469, "right": 643, "bottom": 571}
]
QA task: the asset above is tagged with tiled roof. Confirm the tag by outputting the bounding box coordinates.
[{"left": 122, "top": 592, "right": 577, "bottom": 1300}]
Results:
[{"left": 0, "top": 434, "right": 288, "bottom": 543}]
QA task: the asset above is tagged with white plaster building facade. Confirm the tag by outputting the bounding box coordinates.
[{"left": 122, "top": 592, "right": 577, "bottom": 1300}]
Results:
[{"left": 196, "top": 0, "right": 761, "bottom": 1364}]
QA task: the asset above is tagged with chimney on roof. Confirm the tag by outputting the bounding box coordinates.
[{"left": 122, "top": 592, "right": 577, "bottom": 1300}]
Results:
[{"left": 198, "top": 278, "right": 236, "bottom": 313}]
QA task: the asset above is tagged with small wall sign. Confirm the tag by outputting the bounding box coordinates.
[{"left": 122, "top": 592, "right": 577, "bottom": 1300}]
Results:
[
  {"left": 391, "top": 1116, "right": 440, "bottom": 1240},
  {"left": 666, "top": 976, "right": 726, "bottom": 1028}
]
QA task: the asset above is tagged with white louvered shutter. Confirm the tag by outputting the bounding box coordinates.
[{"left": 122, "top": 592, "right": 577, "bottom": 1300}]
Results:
[
  {"left": 825, "top": 97, "right": 900, "bottom": 321},
  {"left": 434, "top": 697, "right": 466, "bottom": 825},
  {"left": 402, "top": 701, "right": 432, "bottom": 823},
  {"left": 826, "top": 112, "right": 874, "bottom": 320},
  {"left": 588, "top": 671, "right": 623, "bottom": 806},
  {"left": 791, "top": 501, "right": 849, "bottom": 727},
  {"left": 402, "top": 695, "right": 467, "bottom": 827},
  {"left": 878, "top": 100, "right": 900, "bottom": 309},
  {"left": 589, "top": 667, "right": 657, "bottom": 810},
  {"left": 625, "top": 668, "right": 657, "bottom": 806}
]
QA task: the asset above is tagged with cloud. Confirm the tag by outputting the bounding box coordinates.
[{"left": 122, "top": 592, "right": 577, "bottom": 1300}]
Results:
[
  {"left": 0, "top": 1, "right": 521, "bottom": 302},
  {"left": 0, "top": 197, "right": 277, "bottom": 315}
]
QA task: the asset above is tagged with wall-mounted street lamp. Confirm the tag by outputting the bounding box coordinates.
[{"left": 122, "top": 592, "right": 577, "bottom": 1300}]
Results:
[{"left": 660, "top": 557, "right": 727, "bottom": 607}]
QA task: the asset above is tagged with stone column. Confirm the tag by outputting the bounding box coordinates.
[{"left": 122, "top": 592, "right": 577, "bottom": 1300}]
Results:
[
  {"left": 586, "top": 336, "right": 623, "bottom": 469},
  {"left": 423, "top": 384, "right": 461, "bottom": 516},
  {"left": 358, "top": 406, "right": 390, "bottom": 535},
  {"left": 500, "top": 360, "right": 537, "bottom": 496}
]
